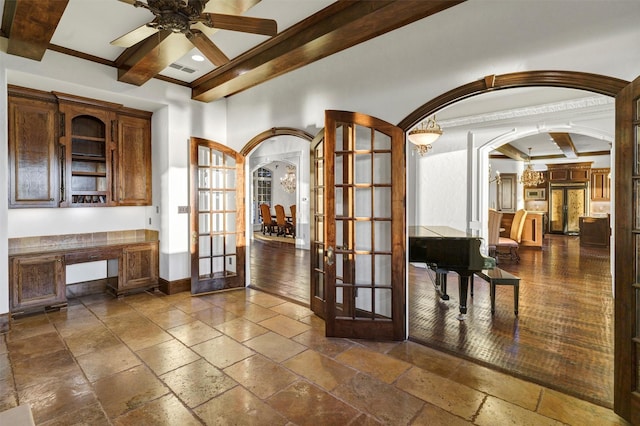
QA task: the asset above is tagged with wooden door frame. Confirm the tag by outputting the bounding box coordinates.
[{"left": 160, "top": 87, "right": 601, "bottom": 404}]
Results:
[{"left": 398, "top": 70, "right": 631, "bottom": 418}]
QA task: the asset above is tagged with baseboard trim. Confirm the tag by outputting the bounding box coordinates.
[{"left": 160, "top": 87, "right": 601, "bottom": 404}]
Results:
[
  {"left": 0, "top": 312, "right": 10, "bottom": 334},
  {"left": 159, "top": 277, "right": 191, "bottom": 295}
]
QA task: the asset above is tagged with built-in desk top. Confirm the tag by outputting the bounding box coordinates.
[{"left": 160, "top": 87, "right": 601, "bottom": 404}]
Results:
[{"left": 9, "top": 229, "right": 158, "bottom": 257}]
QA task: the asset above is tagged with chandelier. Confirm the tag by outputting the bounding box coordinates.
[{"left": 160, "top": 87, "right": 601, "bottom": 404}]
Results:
[
  {"left": 408, "top": 115, "right": 443, "bottom": 156},
  {"left": 280, "top": 165, "right": 296, "bottom": 193},
  {"left": 519, "top": 147, "right": 545, "bottom": 187}
]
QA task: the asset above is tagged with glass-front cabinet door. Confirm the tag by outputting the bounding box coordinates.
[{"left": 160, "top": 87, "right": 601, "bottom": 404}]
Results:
[{"left": 190, "top": 138, "right": 245, "bottom": 294}]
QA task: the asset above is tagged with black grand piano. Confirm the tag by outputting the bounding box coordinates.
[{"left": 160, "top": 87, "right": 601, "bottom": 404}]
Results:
[{"left": 408, "top": 226, "right": 496, "bottom": 318}]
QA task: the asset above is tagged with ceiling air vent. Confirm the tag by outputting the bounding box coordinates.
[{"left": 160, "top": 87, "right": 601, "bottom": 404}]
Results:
[{"left": 169, "top": 63, "right": 196, "bottom": 73}]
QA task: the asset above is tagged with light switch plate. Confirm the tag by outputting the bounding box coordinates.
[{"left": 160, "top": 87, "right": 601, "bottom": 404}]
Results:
[{"left": 178, "top": 206, "right": 190, "bottom": 214}]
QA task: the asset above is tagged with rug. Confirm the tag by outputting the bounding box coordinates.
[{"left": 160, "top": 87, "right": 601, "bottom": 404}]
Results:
[{"left": 253, "top": 232, "right": 295, "bottom": 244}]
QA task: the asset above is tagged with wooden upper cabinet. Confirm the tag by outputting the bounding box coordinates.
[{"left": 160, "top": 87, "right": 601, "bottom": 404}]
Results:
[
  {"left": 7, "top": 86, "right": 153, "bottom": 209},
  {"left": 56, "top": 97, "right": 118, "bottom": 207},
  {"left": 116, "top": 111, "right": 152, "bottom": 205},
  {"left": 547, "top": 162, "right": 592, "bottom": 182},
  {"left": 8, "top": 87, "right": 59, "bottom": 208},
  {"left": 548, "top": 168, "right": 568, "bottom": 181},
  {"left": 591, "top": 168, "right": 611, "bottom": 201}
]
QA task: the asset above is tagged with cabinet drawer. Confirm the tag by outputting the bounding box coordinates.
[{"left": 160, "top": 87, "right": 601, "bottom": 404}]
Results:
[{"left": 65, "top": 248, "right": 121, "bottom": 264}]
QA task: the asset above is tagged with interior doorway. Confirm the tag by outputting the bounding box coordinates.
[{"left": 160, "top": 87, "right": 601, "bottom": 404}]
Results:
[
  {"left": 400, "top": 72, "right": 622, "bottom": 409},
  {"left": 242, "top": 128, "right": 314, "bottom": 305}
]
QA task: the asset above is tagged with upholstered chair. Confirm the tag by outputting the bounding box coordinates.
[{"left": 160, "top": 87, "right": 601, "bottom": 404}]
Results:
[
  {"left": 488, "top": 209, "right": 503, "bottom": 259},
  {"left": 496, "top": 209, "right": 527, "bottom": 262},
  {"left": 259, "top": 204, "right": 277, "bottom": 235}
]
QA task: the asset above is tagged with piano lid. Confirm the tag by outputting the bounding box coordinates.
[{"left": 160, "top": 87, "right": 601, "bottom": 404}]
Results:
[{"left": 409, "top": 226, "right": 474, "bottom": 239}]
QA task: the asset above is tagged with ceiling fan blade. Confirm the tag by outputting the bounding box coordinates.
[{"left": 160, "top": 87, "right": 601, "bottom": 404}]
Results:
[
  {"left": 201, "top": 13, "right": 277, "bottom": 36},
  {"left": 118, "top": 0, "right": 138, "bottom": 4},
  {"left": 111, "top": 24, "right": 158, "bottom": 47},
  {"left": 186, "top": 30, "right": 230, "bottom": 67}
]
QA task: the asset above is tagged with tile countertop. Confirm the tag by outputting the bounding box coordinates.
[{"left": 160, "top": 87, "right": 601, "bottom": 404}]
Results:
[{"left": 9, "top": 229, "right": 159, "bottom": 257}]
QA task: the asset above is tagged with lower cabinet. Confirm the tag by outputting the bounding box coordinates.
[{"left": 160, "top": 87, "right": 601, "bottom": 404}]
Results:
[
  {"left": 9, "top": 240, "right": 160, "bottom": 315},
  {"left": 110, "top": 242, "right": 159, "bottom": 296},
  {"left": 520, "top": 212, "right": 545, "bottom": 248},
  {"left": 579, "top": 216, "right": 610, "bottom": 247},
  {"left": 10, "top": 254, "right": 67, "bottom": 315}
]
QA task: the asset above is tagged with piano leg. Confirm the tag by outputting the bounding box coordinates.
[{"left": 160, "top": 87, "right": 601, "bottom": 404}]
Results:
[
  {"left": 457, "top": 274, "right": 471, "bottom": 319},
  {"left": 435, "top": 269, "right": 450, "bottom": 300}
]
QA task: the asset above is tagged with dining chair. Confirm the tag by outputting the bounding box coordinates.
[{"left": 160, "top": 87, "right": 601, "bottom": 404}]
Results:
[
  {"left": 275, "top": 204, "right": 294, "bottom": 236},
  {"left": 289, "top": 205, "right": 297, "bottom": 238},
  {"left": 259, "top": 204, "right": 277, "bottom": 235}
]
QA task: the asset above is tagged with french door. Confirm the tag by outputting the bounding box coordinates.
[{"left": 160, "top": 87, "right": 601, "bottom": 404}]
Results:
[
  {"left": 615, "top": 75, "right": 640, "bottom": 423},
  {"left": 321, "top": 110, "right": 405, "bottom": 340},
  {"left": 310, "top": 130, "right": 326, "bottom": 318},
  {"left": 190, "top": 137, "right": 245, "bottom": 294}
]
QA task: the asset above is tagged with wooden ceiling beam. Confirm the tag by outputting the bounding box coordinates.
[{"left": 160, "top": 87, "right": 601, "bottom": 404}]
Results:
[
  {"left": 549, "top": 132, "right": 578, "bottom": 159},
  {"left": 191, "top": 0, "right": 466, "bottom": 102},
  {"left": 495, "top": 144, "right": 528, "bottom": 162},
  {"left": 116, "top": 31, "right": 195, "bottom": 86},
  {"left": 3, "top": 0, "right": 69, "bottom": 61}
]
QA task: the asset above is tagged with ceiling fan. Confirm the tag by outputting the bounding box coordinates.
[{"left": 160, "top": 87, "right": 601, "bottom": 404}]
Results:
[{"left": 111, "top": 0, "right": 277, "bottom": 66}]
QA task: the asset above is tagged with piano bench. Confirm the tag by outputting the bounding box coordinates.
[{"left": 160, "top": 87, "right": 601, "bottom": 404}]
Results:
[{"left": 474, "top": 268, "right": 520, "bottom": 316}]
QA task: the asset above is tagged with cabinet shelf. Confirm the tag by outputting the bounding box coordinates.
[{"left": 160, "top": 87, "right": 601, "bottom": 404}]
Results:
[
  {"left": 73, "top": 191, "right": 107, "bottom": 195},
  {"left": 71, "top": 154, "right": 106, "bottom": 162},
  {"left": 71, "top": 135, "right": 106, "bottom": 142},
  {"left": 72, "top": 171, "right": 107, "bottom": 177}
]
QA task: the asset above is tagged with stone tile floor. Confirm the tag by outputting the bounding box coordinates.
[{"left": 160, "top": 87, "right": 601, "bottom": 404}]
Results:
[{"left": 0, "top": 288, "right": 629, "bottom": 425}]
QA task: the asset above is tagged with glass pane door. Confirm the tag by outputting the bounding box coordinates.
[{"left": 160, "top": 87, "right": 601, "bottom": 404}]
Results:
[
  {"left": 324, "top": 110, "right": 405, "bottom": 340},
  {"left": 310, "top": 131, "right": 326, "bottom": 318},
  {"left": 191, "top": 139, "right": 245, "bottom": 294},
  {"left": 613, "top": 75, "right": 640, "bottom": 422}
]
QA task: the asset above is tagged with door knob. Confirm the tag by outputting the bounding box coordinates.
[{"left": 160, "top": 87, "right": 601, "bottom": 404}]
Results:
[{"left": 326, "top": 246, "right": 334, "bottom": 266}]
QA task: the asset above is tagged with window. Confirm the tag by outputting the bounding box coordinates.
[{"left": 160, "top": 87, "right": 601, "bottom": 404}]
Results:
[{"left": 253, "top": 167, "right": 272, "bottom": 225}]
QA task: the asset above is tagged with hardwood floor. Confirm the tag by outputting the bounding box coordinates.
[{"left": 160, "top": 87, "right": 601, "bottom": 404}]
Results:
[
  {"left": 250, "top": 233, "right": 613, "bottom": 408},
  {"left": 250, "top": 238, "right": 310, "bottom": 303}
]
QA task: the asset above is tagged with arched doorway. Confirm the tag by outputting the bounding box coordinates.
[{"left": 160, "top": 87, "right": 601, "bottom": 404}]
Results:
[
  {"left": 399, "top": 71, "right": 631, "bottom": 413},
  {"left": 241, "top": 128, "right": 314, "bottom": 304}
]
